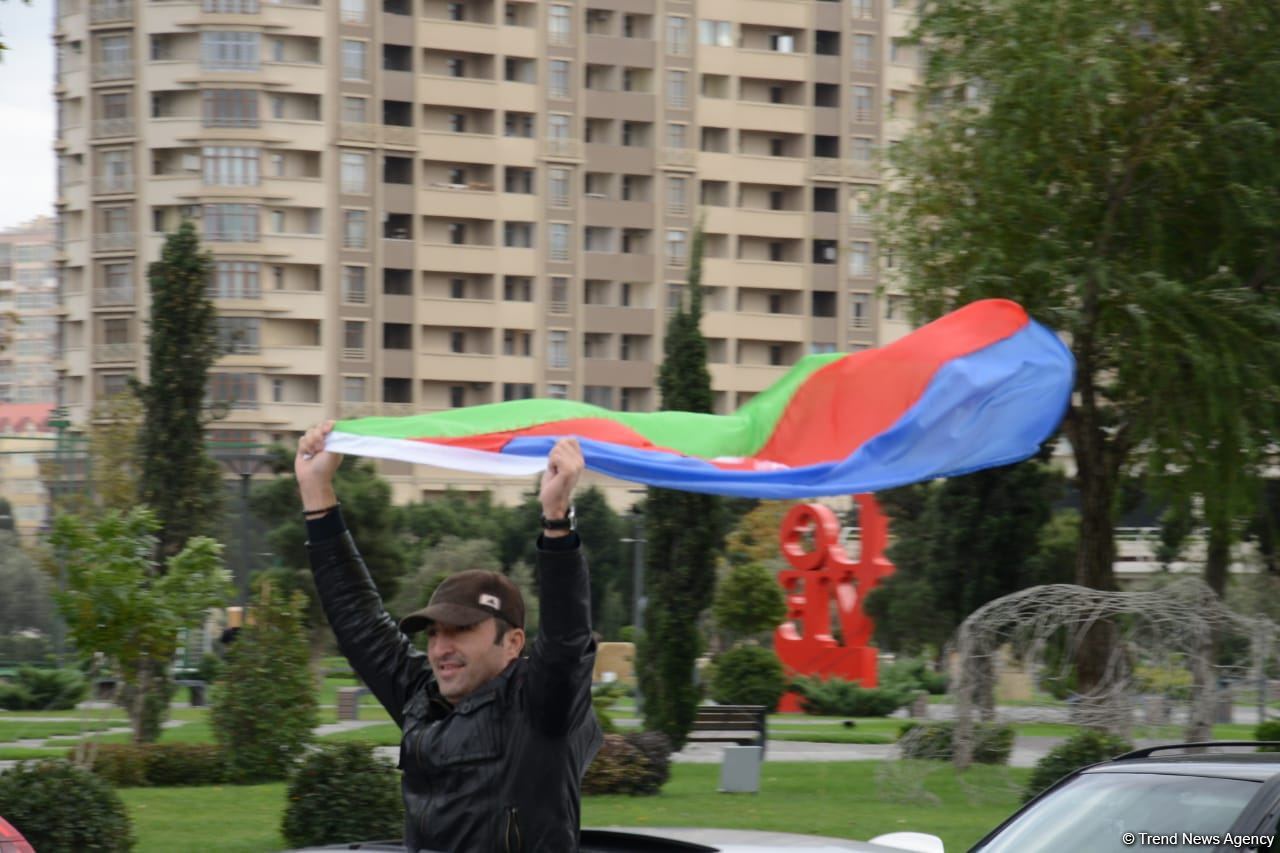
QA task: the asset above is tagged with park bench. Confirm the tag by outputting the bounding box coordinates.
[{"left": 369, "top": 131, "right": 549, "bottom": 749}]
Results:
[
  {"left": 337, "top": 685, "right": 370, "bottom": 721},
  {"left": 689, "top": 704, "right": 768, "bottom": 758}
]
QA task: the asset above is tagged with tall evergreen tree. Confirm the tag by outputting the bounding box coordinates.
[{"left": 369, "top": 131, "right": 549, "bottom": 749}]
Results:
[
  {"left": 134, "top": 220, "right": 224, "bottom": 557},
  {"left": 638, "top": 224, "right": 725, "bottom": 748}
]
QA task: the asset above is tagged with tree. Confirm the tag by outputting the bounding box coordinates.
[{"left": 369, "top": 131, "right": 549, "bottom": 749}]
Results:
[
  {"left": 637, "top": 222, "right": 726, "bottom": 748},
  {"left": 48, "top": 508, "right": 230, "bottom": 743},
  {"left": 134, "top": 220, "right": 224, "bottom": 557},
  {"left": 712, "top": 562, "right": 786, "bottom": 642},
  {"left": 722, "top": 501, "right": 790, "bottom": 570},
  {"left": 883, "top": 0, "right": 1280, "bottom": 688},
  {"left": 88, "top": 388, "right": 144, "bottom": 513},
  {"left": 0, "top": 530, "right": 53, "bottom": 639},
  {"left": 864, "top": 461, "right": 1071, "bottom": 660}
]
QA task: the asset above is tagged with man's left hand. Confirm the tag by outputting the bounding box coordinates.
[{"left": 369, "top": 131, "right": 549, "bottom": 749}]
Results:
[{"left": 540, "top": 438, "right": 583, "bottom": 528}]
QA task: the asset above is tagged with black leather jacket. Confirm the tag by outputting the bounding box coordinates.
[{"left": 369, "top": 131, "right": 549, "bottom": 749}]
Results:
[{"left": 307, "top": 521, "right": 603, "bottom": 853}]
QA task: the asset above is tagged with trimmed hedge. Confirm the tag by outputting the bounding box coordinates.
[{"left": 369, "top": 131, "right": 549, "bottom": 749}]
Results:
[
  {"left": 282, "top": 742, "right": 404, "bottom": 849},
  {"left": 0, "top": 759, "right": 135, "bottom": 852},
  {"left": 791, "top": 674, "right": 911, "bottom": 717},
  {"left": 0, "top": 666, "right": 88, "bottom": 711},
  {"left": 583, "top": 731, "right": 673, "bottom": 796},
  {"left": 1257, "top": 720, "right": 1280, "bottom": 752},
  {"left": 709, "top": 645, "right": 786, "bottom": 710},
  {"left": 1023, "top": 729, "right": 1132, "bottom": 802},
  {"left": 76, "top": 743, "right": 230, "bottom": 788},
  {"left": 898, "top": 721, "right": 1015, "bottom": 765}
]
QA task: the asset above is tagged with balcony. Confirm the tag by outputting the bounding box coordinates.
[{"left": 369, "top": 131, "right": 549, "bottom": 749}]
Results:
[
  {"left": 381, "top": 125, "right": 415, "bottom": 147},
  {"left": 93, "top": 286, "right": 134, "bottom": 307},
  {"left": 809, "top": 157, "right": 881, "bottom": 181},
  {"left": 542, "top": 138, "right": 583, "bottom": 161},
  {"left": 93, "top": 173, "right": 134, "bottom": 195},
  {"left": 91, "top": 117, "right": 135, "bottom": 139},
  {"left": 92, "top": 60, "right": 133, "bottom": 81},
  {"left": 93, "top": 232, "right": 135, "bottom": 252},
  {"left": 90, "top": 0, "right": 132, "bottom": 23},
  {"left": 94, "top": 342, "right": 137, "bottom": 363},
  {"left": 661, "top": 147, "right": 696, "bottom": 170},
  {"left": 339, "top": 122, "right": 378, "bottom": 143}
]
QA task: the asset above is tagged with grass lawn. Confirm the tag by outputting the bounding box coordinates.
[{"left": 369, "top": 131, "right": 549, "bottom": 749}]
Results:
[
  {"left": 73, "top": 719, "right": 215, "bottom": 747},
  {"left": 115, "top": 762, "right": 1024, "bottom": 853},
  {"left": 0, "top": 746, "right": 69, "bottom": 760},
  {"left": 0, "top": 719, "right": 115, "bottom": 741},
  {"left": 318, "top": 723, "right": 402, "bottom": 746}
]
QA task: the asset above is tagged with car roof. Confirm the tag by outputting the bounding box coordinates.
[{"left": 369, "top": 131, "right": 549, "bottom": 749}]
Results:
[
  {"left": 587, "top": 827, "right": 923, "bottom": 852},
  {"left": 1083, "top": 753, "right": 1280, "bottom": 783}
]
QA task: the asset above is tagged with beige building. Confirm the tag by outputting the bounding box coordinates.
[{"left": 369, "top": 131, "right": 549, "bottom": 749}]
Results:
[
  {"left": 0, "top": 403, "right": 58, "bottom": 542},
  {"left": 0, "top": 217, "right": 60, "bottom": 406},
  {"left": 53, "top": 0, "right": 920, "bottom": 506}
]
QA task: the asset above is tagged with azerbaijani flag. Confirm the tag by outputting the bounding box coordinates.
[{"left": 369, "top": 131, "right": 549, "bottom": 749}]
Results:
[{"left": 325, "top": 299, "right": 1073, "bottom": 499}]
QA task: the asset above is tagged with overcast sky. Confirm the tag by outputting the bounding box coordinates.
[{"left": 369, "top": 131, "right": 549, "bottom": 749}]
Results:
[{"left": 0, "top": 0, "right": 56, "bottom": 231}]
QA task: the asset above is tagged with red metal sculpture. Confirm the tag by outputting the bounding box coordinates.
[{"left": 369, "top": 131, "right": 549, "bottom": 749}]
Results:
[{"left": 774, "top": 494, "right": 895, "bottom": 712}]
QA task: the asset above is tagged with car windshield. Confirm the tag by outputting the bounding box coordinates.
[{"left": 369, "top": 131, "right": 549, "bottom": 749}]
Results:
[{"left": 974, "top": 770, "right": 1259, "bottom": 853}]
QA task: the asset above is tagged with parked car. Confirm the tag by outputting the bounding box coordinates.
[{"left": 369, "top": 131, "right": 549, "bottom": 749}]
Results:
[
  {"left": 971, "top": 741, "right": 1280, "bottom": 852},
  {"left": 288, "top": 827, "right": 945, "bottom": 852},
  {"left": 0, "top": 816, "right": 35, "bottom": 853}
]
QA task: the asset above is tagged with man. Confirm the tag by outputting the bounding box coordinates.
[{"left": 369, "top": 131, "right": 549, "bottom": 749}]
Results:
[{"left": 296, "top": 422, "right": 602, "bottom": 853}]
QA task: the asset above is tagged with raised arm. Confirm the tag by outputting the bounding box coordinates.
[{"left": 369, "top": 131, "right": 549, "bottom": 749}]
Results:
[
  {"left": 524, "top": 439, "right": 598, "bottom": 735},
  {"left": 297, "top": 421, "right": 430, "bottom": 726}
]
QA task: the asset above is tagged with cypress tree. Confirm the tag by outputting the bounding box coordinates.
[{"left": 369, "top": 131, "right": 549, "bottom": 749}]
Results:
[
  {"left": 638, "top": 224, "right": 725, "bottom": 748},
  {"left": 135, "top": 220, "right": 223, "bottom": 556}
]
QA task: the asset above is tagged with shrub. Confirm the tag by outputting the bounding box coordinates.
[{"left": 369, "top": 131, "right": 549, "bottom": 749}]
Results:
[
  {"left": 77, "top": 743, "right": 229, "bottom": 788},
  {"left": 709, "top": 645, "right": 787, "bottom": 710},
  {"left": 1023, "top": 729, "right": 1132, "bottom": 801},
  {"left": 584, "top": 731, "right": 672, "bottom": 796},
  {"left": 0, "top": 666, "right": 88, "bottom": 711},
  {"left": 1256, "top": 720, "right": 1280, "bottom": 752},
  {"left": 592, "top": 681, "right": 627, "bottom": 734},
  {"left": 897, "top": 721, "right": 1015, "bottom": 765},
  {"left": 281, "top": 743, "right": 404, "bottom": 848},
  {"left": 879, "top": 658, "right": 948, "bottom": 696},
  {"left": 712, "top": 562, "right": 787, "bottom": 639},
  {"left": 212, "top": 585, "right": 318, "bottom": 783},
  {"left": 791, "top": 675, "right": 911, "bottom": 717},
  {"left": 0, "top": 759, "right": 135, "bottom": 852}
]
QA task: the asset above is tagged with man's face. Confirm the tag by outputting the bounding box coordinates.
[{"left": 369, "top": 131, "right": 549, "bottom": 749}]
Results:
[{"left": 426, "top": 617, "right": 524, "bottom": 703}]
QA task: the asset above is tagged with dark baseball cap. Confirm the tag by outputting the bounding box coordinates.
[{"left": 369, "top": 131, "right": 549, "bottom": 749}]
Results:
[{"left": 399, "top": 570, "right": 525, "bottom": 635}]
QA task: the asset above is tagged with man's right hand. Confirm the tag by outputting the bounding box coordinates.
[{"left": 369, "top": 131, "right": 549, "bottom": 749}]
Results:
[{"left": 296, "top": 420, "right": 342, "bottom": 512}]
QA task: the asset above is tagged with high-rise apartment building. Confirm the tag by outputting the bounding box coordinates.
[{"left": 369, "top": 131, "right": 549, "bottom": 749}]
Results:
[
  {"left": 0, "top": 217, "right": 60, "bottom": 405},
  {"left": 53, "top": 0, "right": 920, "bottom": 504}
]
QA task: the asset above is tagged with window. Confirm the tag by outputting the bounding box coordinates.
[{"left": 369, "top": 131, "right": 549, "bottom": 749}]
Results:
[
  {"left": 270, "top": 94, "right": 285, "bottom": 119},
  {"left": 548, "top": 113, "right": 570, "bottom": 139},
  {"left": 343, "top": 321, "right": 367, "bottom": 356},
  {"left": 503, "top": 276, "right": 533, "bottom": 301},
  {"left": 850, "top": 186, "right": 875, "bottom": 222},
  {"left": 852, "top": 86, "right": 874, "bottom": 121},
  {"left": 340, "top": 151, "right": 369, "bottom": 193},
  {"left": 698, "top": 20, "right": 732, "bottom": 47},
  {"left": 547, "top": 329, "right": 569, "bottom": 368},
  {"left": 583, "top": 386, "right": 613, "bottom": 408},
  {"left": 211, "top": 261, "right": 260, "bottom": 299},
  {"left": 446, "top": 57, "right": 465, "bottom": 77},
  {"left": 502, "top": 329, "right": 531, "bottom": 356},
  {"left": 203, "top": 146, "right": 259, "bottom": 186},
  {"left": 666, "top": 15, "right": 689, "bottom": 55},
  {"left": 853, "top": 34, "right": 874, "bottom": 69},
  {"left": 667, "top": 70, "right": 687, "bottom": 108},
  {"left": 503, "top": 221, "right": 534, "bottom": 248},
  {"left": 99, "top": 34, "right": 130, "bottom": 64},
  {"left": 548, "top": 168, "right": 569, "bottom": 207},
  {"left": 204, "top": 0, "right": 259, "bottom": 11},
  {"left": 447, "top": 2, "right": 464, "bottom": 21},
  {"left": 342, "top": 209, "right": 368, "bottom": 248},
  {"left": 103, "top": 262, "right": 132, "bottom": 299},
  {"left": 849, "top": 241, "right": 871, "bottom": 276},
  {"left": 201, "top": 32, "right": 259, "bottom": 71},
  {"left": 342, "top": 376, "right": 366, "bottom": 402},
  {"left": 203, "top": 204, "right": 259, "bottom": 242},
  {"left": 549, "top": 60, "right": 570, "bottom": 99},
  {"left": 209, "top": 373, "right": 258, "bottom": 408},
  {"left": 340, "top": 0, "right": 366, "bottom": 23},
  {"left": 549, "top": 223, "right": 569, "bottom": 261},
  {"left": 342, "top": 96, "right": 367, "bottom": 124},
  {"left": 342, "top": 40, "right": 367, "bottom": 80},
  {"left": 885, "top": 293, "right": 908, "bottom": 320},
  {"left": 203, "top": 90, "right": 258, "bottom": 127},
  {"left": 449, "top": 330, "right": 466, "bottom": 353},
  {"left": 548, "top": 4, "right": 571, "bottom": 44},
  {"left": 447, "top": 222, "right": 467, "bottom": 244},
  {"left": 666, "top": 229, "right": 687, "bottom": 265},
  {"left": 666, "top": 176, "right": 687, "bottom": 214},
  {"left": 503, "top": 383, "right": 534, "bottom": 401},
  {"left": 216, "top": 317, "right": 260, "bottom": 354},
  {"left": 769, "top": 33, "right": 796, "bottom": 53},
  {"left": 342, "top": 266, "right": 367, "bottom": 303},
  {"left": 666, "top": 122, "right": 687, "bottom": 149},
  {"left": 448, "top": 112, "right": 467, "bottom": 133},
  {"left": 851, "top": 136, "right": 875, "bottom": 161},
  {"left": 504, "top": 166, "right": 534, "bottom": 194},
  {"left": 504, "top": 111, "right": 534, "bottom": 137},
  {"left": 852, "top": 0, "right": 875, "bottom": 18},
  {"left": 546, "top": 382, "right": 568, "bottom": 399},
  {"left": 550, "top": 277, "right": 569, "bottom": 311}
]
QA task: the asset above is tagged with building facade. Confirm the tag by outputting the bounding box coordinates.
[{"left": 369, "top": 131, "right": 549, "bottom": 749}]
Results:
[
  {"left": 0, "top": 217, "right": 60, "bottom": 406},
  {"left": 53, "top": 0, "right": 920, "bottom": 505}
]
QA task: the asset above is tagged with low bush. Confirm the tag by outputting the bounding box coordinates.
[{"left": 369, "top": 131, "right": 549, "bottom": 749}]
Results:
[
  {"left": 0, "top": 666, "right": 87, "bottom": 711},
  {"left": 879, "top": 658, "right": 948, "bottom": 696},
  {"left": 791, "top": 675, "right": 911, "bottom": 717},
  {"left": 0, "top": 759, "right": 135, "bottom": 852},
  {"left": 1022, "top": 729, "right": 1132, "bottom": 802},
  {"left": 709, "top": 645, "right": 787, "bottom": 710},
  {"left": 281, "top": 742, "right": 404, "bottom": 848},
  {"left": 1257, "top": 720, "right": 1280, "bottom": 752},
  {"left": 897, "top": 721, "right": 1015, "bottom": 765},
  {"left": 592, "top": 681, "right": 628, "bottom": 734},
  {"left": 583, "top": 731, "right": 672, "bottom": 796},
  {"left": 78, "top": 743, "right": 230, "bottom": 788}
]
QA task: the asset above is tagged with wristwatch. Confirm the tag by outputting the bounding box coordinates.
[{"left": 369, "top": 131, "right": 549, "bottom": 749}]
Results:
[{"left": 541, "top": 504, "right": 576, "bottom": 531}]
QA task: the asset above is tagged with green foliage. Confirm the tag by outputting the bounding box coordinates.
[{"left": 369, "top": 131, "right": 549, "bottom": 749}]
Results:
[
  {"left": 0, "top": 632, "right": 52, "bottom": 666},
  {"left": 134, "top": 220, "right": 223, "bottom": 556},
  {"left": 281, "top": 742, "right": 404, "bottom": 848},
  {"left": 0, "top": 759, "right": 136, "bottom": 852},
  {"left": 0, "top": 529, "right": 53, "bottom": 637},
  {"left": 583, "top": 732, "right": 672, "bottom": 796},
  {"left": 592, "top": 681, "right": 627, "bottom": 734},
  {"left": 898, "top": 722, "right": 1015, "bottom": 765},
  {"left": 1023, "top": 730, "right": 1133, "bottom": 802},
  {"left": 709, "top": 645, "right": 786, "bottom": 710},
  {"left": 1256, "top": 720, "right": 1280, "bottom": 752},
  {"left": 48, "top": 507, "right": 229, "bottom": 743},
  {"left": 712, "top": 562, "right": 785, "bottom": 639},
  {"left": 791, "top": 675, "right": 911, "bottom": 717},
  {"left": 81, "top": 743, "right": 229, "bottom": 788},
  {"left": 865, "top": 462, "right": 1068, "bottom": 657},
  {"left": 879, "top": 658, "right": 948, "bottom": 697},
  {"left": 212, "top": 584, "right": 317, "bottom": 783},
  {"left": 639, "top": 221, "right": 726, "bottom": 750},
  {"left": 0, "top": 666, "right": 87, "bottom": 711},
  {"left": 723, "top": 502, "right": 789, "bottom": 569},
  {"left": 1132, "top": 664, "right": 1193, "bottom": 701}
]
